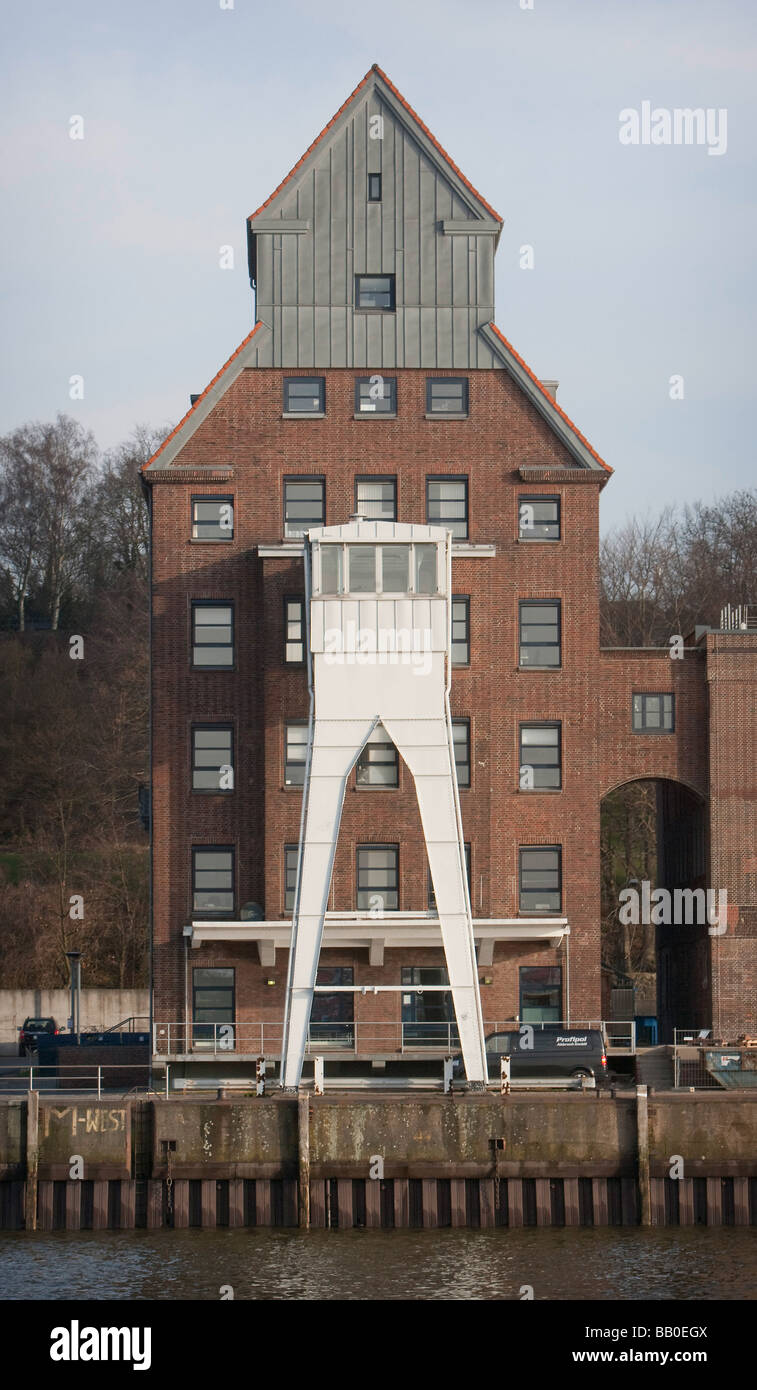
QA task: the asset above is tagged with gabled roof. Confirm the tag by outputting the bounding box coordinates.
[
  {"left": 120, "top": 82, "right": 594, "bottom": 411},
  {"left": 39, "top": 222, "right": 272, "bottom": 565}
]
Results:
[
  {"left": 248, "top": 63, "right": 503, "bottom": 229},
  {"left": 481, "top": 323, "right": 611, "bottom": 474}
]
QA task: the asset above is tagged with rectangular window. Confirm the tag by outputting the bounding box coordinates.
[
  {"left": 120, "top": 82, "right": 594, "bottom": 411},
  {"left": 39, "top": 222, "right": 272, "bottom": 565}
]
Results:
[
  {"left": 192, "top": 496, "right": 234, "bottom": 541},
  {"left": 451, "top": 597, "right": 470, "bottom": 665},
  {"left": 284, "top": 478, "right": 325, "bottom": 537},
  {"left": 355, "top": 477, "right": 395, "bottom": 520},
  {"left": 426, "top": 378, "right": 469, "bottom": 416},
  {"left": 519, "top": 966, "right": 562, "bottom": 1023},
  {"left": 192, "top": 966, "right": 235, "bottom": 1048},
  {"left": 519, "top": 496, "right": 560, "bottom": 541},
  {"left": 401, "top": 967, "right": 457, "bottom": 1046},
  {"left": 632, "top": 693, "right": 675, "bottom": 732},
  {"left": 192, "top": 726, "right": 233, "bottom": 792},
  {"left": 284, "top": 721, "right": 308, "bottom": 786},
  {"left": 284, "top": 844, "right": 298, "bottom": 913},
  {"left": 357, "top": 844, "right": 399, "bottom": 911},
  {"left": 355, "top": 377, "right": 397, "bottom": 415},
  {"left": 519, "top": 600, "right": 561, "bottom": 668},
  {"left": 192, "top": 602, "right": 234, "bottom": 668},
  {"left": 426, "top": 478, "right": 468, "bottom": 539},
  {"left": 519, "top": 846, "right": 561, "bottom": 914},
  {"left": 355, "top": 274, "right": 396, "bottom": 310},
  {"left": 519, "top": 723, "right": 561, "bottom": 790},
  {"left": 284, "top": 596, "right": 305, "bottom": 664},
  {"left": 356, "top": 731, "right": 399, "bottom": 787},
  {"left": 428, "top": 844, "right": 470, "bottom": 911},
  {"left": 452, "top": 719, "right": 470, "bottom": 788},
  {"left": 367, "top": 173, "right": 382, "bottom": 201},
  {"left": 192, "top": 846, "right": 234, "bottom": 917},
  {"left": 310, "top": 966, "right": 354, "bottom": 1047},
  {"left": 283, "top": 377, "right": 325, "bottom": 414}
]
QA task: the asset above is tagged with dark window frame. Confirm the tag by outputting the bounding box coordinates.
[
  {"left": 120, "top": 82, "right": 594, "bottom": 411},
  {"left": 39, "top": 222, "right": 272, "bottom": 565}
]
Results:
[
  {"left": 356, "top": 843, "right": 399, "bottom": 912},
  {"left": 518, "top": 599, "right": 562, "bottom": 669},
  {"left": 191, "top": 600, "right": 235, "bottom": 670},
  {"left": 518, "top": 494, "right": 561, "bottom": 542},
  {"left": 192, "top": 966, "right": 236, "bottom": 1028},
  {"left": 367, "top": 173, "right": 382, "bottom": 202},
  {"left": 354, "top": 475, "right": 398, "bottom": 518},
  {"left": 191, "top": 724, "right": 234, "bottom": 794},
  {"left": 451, "top": 595, "right": 470, "bottom": 666},
  {"left": 284, "top": 719, "right": 309, "bottom": 787},
  {"left": 452, "top": 718, "right": 471, "bottom": 789},
  {"left": 284, "top": 595, "right": 305, "bottom": 665},
  {"left": 426, "top": 476, "right": 469, "bottom": 540},
  {"left": 283, "top": 376, "right": 325, "bottom": 415},
  {"left": 518, "top": 845, "right": 562, "bottom": 915},
  {"left": 355, "top": 274, "right": 396, "bottom": 312},
  {"left": 519, "top": 965, "right": 562, "bottom": 1023},
  {"left": 284, "top": 844, "right": 299, "bottom": 914},
  {"left": 283, "top": 476, "right": 326, "bottom": 537},
  {"left": 355, "top": 738, "right": 399, "bottom": 789},
  {"left": 425, "top": 378, "right": 469, "bottom": 416},
  {"left": 354, "top": 377, "right": 397, "bottom": 415},
  {"left": 191, "top": 494, "right": 234, "bottom": 542},
  {"left": 518, "top": 721, "right": 562, "bottom": 791},
  {"left": 192, "top": 844, "right": 236, "bottom": 919},
  {"left": 632, "top": 692, "right": 675, "bottom": 733}
]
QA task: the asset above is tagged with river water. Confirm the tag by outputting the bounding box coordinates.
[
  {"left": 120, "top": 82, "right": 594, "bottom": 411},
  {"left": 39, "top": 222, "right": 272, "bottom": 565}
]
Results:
[{"left": 2, "top": 1227, "right": 756, "bottom": 1300}]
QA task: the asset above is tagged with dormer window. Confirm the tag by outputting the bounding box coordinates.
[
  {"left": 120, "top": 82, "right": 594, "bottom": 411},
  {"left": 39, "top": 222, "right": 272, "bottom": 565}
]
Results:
[
  {"left": 367, "top": 173, "right": 382, "bottom": 202},
  {"left": 355, "top": 275, "right": 395, "bottom": 311}
]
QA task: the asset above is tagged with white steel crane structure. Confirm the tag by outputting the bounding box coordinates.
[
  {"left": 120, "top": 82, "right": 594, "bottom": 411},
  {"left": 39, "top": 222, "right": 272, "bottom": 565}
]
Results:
[{"left": 280, "top": 518, "right": 488, "bottom": 1090}]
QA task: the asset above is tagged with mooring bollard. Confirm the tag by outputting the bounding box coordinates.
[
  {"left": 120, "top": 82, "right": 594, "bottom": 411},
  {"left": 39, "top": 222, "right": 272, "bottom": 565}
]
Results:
[
  {"left": 256, "top": 1056, "right": 266, "bottom": 1096},
  {"left": 500, "top": 1056, "right": 511, "bottom": 1094},
  {"left": 313, "top": 1056, "right": 324, "bottom": 1095},
  {"left": 443, "top": 1057, "right": 454, "bottom": 1093}
]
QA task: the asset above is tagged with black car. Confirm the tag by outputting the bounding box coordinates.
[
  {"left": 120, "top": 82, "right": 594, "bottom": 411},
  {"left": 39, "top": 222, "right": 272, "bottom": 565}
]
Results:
[
  {"left": 18, "top": 1017, "right": 59, "bottom": 1056},
  {"left": 455, "top": 1026, "right": 607, "bottom": 1084}
]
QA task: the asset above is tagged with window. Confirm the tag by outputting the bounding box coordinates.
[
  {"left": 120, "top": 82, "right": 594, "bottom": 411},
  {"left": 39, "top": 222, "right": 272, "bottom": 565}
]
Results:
[
  {"left": 519, "top": 966, "right": 562, "bottom": 1023},
  {"left": 284, "top": 845, "right": 298, "bottom": 912},
  {"left": 357, "top": 844, "right": 399, "bottom": 911},
  {"left": 519, "top": 846, "right": 561, "bottom": 913},
  {"left": 428, "top": 844, "right": 470, "bottom": 911},
  {"left": 317, "top": 541, "right": 436, "bottom": 596},
  {"left": 192, "top": 603, "right": 234, "bottom": 668},
  {"left": 452, "top": 597, "right": 470, "bottom": 665},
  {"left": 426, "top": 378, "right": 469, "bottom": 416},
  {"left": 519, "top": 496, "right": 560, "bottom": 541},
  {"left": 284, "top": 721, "right": 308, "bottom": 786},
  {"left": 192, "top": 967, "right": 235, "bottom": 1048},
  {"left": 632, "top": 693, "right": 675, "bottom": 733},
  {"left": 452, "top": 719, "right": 470, "bottom": 788},
  {"left": 355, "top": 378, "right": 396, "bottom": 415},
  {"left": 367, "top": 173, "right": 382, "bottom": 201},
  {"left": 519, "top": 723, "right": 561, "bottom": 790},
  {"left": 519, "top": 600, "right": 561, "bottom": 668},
  {"left": 355, "top": 476, "right": 397, "bottom": 517},
  {"left": 284, "top": 597, "right": 305, "bottom": 664},
  {"left": 356, "top": 729, "right": 399, "bottom": 787},
  {"left": 284, "top": 478, "right": 325, "bottom": 537},
  {"left": 192, "top": 847, "right": 234, "bottom": 917},
  {"left": 192, "top": 496, "right": 234, "bottom": 541},
  {"left": 192, "top": 726, "right": 233, "bottom": 792},
  {"left": 310, "top": 966, "right": 354, "bottom": 1046},
  {"left": 355, "top": 274, "right": 395, "bottom": 310},
  {"left": 401, "top": 967, "right": 457, "bottom": 1046},
  {"left": 426, "top": 478, "right": 468, "bottom": 539},
  {"left": 283, "top": 377, "right": 325, "bottom": 414}
]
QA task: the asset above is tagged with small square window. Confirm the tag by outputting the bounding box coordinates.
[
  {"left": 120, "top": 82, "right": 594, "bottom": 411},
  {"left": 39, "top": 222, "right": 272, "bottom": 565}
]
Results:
[
  {"left": 452, "top": 719, "right": 470, "bottom": 788},
  {"left": 519, "top": 846, "right": 561, "bottom": 914},
  {"left": 355, "top": 377, "right": 397, "bottom": 415},
  {"left": 356, "top": 730, "right": 398, "bottom": 787},
  {"left": 284, "top": 845, "right": 298, "bottom": 913},
  {"left": 632, "top": 693, "right": 675, "bottom": 733},
  {"left": 519, "top": 600, "right": 561, "bottom": 668},
  {"left": 284, "top": 596, "right": 305, "bottom": 664},
  {"left": 367, "top": 173, "right": 382, "bottom": 202},
  {"left": 452, "top": 597, "right": 470, "bottom": 665},
  {"left": 283, "top": 377, "right": 325, "bottom": 414},
  {"left": 357, "top": 845, "right": 398, "bottom": 911},
  {"left": 355, "top": 275, "right": 395, "bottom": 311},
  {"left": 192, "top": 846, "right": 234, "bottom": 918},
  {"left": 519, "top": 723, "right": 561, "bottom": 790},
  {"left": 426, "top": 478, "right": 468, "bottom": 539},
  {"left": 192, "top": 603, "right": 234, "bottom": 668},
  {"left": 284, "top": 721, "right": 308, "bottom": 786},
  {"left": 192, "top": 496, "right": 234, "bottom": 541},
  {"left": 284, "top": 478, "right": 325, "bottom": 537},
  {"left": 426, "top": 378, "right": 469, "bottom": 415},
  {"left": 519, "top": 496, "right": 560, "bottom": 541},
  {"left": 355, "top": 477, "right": 397, "bottom": 518},
  {"left": 192, "top": 726, "right": 234, "bottom": 792}
]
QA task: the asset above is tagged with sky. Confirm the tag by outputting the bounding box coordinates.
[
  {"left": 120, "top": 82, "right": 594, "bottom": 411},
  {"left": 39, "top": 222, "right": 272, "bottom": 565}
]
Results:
[{"left": 0, "top": 0, "right": 755, "bottom": 531}]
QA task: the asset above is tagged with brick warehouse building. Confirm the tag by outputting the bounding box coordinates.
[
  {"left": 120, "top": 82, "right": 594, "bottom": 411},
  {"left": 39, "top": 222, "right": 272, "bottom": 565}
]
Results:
[{"left": 142, "top": 65, "right": 757, "bottom": 1083}]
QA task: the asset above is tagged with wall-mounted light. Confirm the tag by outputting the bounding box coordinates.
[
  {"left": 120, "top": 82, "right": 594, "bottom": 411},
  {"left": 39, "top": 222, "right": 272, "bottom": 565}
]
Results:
[
  {"left": 481, "top": 976, "right": 493, "bottom": 986},
  {"left": 266, "top": 978, "right": 276, "bottom": 987}
]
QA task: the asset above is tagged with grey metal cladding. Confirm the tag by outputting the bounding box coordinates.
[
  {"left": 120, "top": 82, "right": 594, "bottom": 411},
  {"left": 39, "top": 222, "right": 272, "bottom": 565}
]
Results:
[{"left": 248, "top": 74, "right": 502, "bottom": 368}]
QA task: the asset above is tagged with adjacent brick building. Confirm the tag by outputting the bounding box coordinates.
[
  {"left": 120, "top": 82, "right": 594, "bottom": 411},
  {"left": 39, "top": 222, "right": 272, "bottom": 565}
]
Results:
[{"left": 142, "top": 65, "right": 757, "bottom": 1081}]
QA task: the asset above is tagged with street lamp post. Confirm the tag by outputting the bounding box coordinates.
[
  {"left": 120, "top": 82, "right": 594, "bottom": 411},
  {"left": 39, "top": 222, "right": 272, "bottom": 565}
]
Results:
[{"left": 65, "top": 951, "right": 82, "bottom": 1045}]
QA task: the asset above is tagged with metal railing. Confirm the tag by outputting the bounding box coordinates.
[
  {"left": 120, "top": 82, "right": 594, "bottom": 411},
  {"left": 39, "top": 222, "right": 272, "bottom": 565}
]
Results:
[
  {"left": 673, "top": 1027, "right": 724, "bottom": 1089},
  {"left": 0, "top": 1062, "right": 150, "bottom": 1097}
]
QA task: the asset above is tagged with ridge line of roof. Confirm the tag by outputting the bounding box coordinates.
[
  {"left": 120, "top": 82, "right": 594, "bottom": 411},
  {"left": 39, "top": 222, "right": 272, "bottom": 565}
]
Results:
[
  {"left": 141, "top": 321, "right": 264, "bottom": 472},
  {"left": 487, "top": 322, "right": 612, "bottom": 474},
  {"left": 247, "top": 63, "right": 502, "bottom": 225}
]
